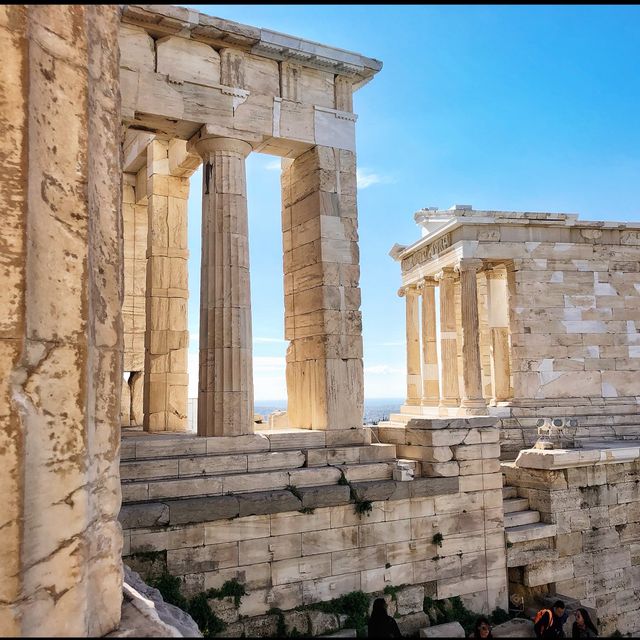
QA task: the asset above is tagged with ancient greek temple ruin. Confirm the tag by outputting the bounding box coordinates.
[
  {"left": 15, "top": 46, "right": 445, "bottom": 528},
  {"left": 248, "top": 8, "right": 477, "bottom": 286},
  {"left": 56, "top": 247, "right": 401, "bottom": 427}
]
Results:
[
  {"left": 118, "top": 4, "right": 378, "bottom": 436},
  {"left": 388, "top": 206, "right": 640, "bottom": 456},
  {"left": 2, "top": 4, "right": 640, "bottom": 638}
]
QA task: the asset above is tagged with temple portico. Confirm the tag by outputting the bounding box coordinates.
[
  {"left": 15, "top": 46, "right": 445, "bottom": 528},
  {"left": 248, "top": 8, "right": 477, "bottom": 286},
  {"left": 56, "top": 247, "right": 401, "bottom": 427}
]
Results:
[
  {"left": 388, "top": 205, "right": 640, "bottom": 455},
  {"left": 118, "top": 5, "right": 382, "bottom": 435},
  {"left": 392, "top": 240, "right": 512, "bottom": 418}
]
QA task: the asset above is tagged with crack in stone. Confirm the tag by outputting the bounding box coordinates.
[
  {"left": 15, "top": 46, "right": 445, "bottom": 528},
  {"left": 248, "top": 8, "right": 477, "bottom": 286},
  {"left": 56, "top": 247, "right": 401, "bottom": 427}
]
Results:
[{"left": 51, "top": 482, "right": 90, "bottom": 508}]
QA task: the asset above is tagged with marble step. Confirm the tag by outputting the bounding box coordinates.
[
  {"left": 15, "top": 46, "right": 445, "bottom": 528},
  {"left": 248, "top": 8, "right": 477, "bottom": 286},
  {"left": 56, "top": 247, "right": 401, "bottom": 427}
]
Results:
[
  {"left": 121, "top": 462, "right": 394, "bottom": 503},
  {"left": 120, "top": 450, "right": 305, "bottom": 481},
  {"left": 120, "top": 444, "right": 397, "bottom": 480},
  {"left": 120, "top": 428, "right": 372, "bottom": 461},
  {"left": 305, "top": 444, "right": 396, "bottom": 466},
  {"left": 505, "top": 522, "right": 557, "bottom": 544},
  {"left": 503, "top": 497, "right": 530, "bottom": 514},
  {"left": 504, "top": 510, "right": 540, "bottom": 528},
  {"left": 502, "top": 486, "right": 517, "bottom": 500}
]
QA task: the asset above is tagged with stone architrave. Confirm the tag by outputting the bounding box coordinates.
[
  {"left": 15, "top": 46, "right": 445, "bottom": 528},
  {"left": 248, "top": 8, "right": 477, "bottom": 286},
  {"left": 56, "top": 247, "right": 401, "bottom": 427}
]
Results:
[
  {"left": 419, "top": 278, "right": 440, "bottom": 405},
  {"left": 0, "top": 5, "right": 122, "bottom": 635},
  {"left": 435, "top": 267, "right": 460, "bottom": 408},
  {"left": 457, "top": 259, "right": 487, "bottom": 412},
  {"left": 485, "top": 266, "right": 511, "bottom": 403},
  {"left": 399, "top": 285, "right": 422, "bottom": 406},
  {"left": 143, "top": 140, "right": 190, "bottom": 432},
  {"left": 192, "top": 134, "right": 255, "bottom": 437},
  {"left": 281, "top": 146, "right": 364, "bottom": 430}
]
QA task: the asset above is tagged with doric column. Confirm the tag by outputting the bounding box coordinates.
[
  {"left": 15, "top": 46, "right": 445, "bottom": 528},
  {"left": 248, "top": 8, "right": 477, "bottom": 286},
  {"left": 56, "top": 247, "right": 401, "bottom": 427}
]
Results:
[
  {"left": 457, "top": 259, "right": 487, "bottom": 412},
  {"left": 399, "top": 284, "right": 422, "bottom": 405},
  {"left": 486, "top": 266, "right": 511, "bottom": 403},
  {"left": 143, "top": 140, "right": 190, "bottom": 432},
  {"left": 192, "top": 134, "right": 254, "bottom": 436},
  {"left": 435, "top": 267, "right": 460, "bottom": 407},
  {"left": 419, "top": 278, "right": 440, "bottom": 405}
]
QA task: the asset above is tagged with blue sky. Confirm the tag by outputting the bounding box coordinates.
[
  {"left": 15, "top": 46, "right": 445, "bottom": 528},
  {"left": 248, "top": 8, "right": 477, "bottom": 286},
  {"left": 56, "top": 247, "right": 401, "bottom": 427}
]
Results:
[{"left": 183, "top": 4, "right": 640, "bottom": 401}]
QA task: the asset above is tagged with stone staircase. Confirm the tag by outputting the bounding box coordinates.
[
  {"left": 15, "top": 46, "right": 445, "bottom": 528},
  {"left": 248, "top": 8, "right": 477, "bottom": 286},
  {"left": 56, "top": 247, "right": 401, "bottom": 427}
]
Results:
[
  {"left": 120, "top": 428, "right": 419, "bottom": 504},
  {"left": 502, "top": 478, "right": 557, "bottom": 568}
]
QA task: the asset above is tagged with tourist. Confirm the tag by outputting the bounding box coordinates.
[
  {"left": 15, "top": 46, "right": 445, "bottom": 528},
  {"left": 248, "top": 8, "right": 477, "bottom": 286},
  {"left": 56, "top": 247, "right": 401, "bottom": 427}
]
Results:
[
  {"left": 571, "top": 608, "right": 598, "bottom": 638},
  {"left": 470, "top": 616, "right": 493, "bottom": 639},
  {"left": 534, "top": 601, "right": 568, "bottom": 639},
  {"left": 367, "top": 597, "right": 403, "bottom": 638}
]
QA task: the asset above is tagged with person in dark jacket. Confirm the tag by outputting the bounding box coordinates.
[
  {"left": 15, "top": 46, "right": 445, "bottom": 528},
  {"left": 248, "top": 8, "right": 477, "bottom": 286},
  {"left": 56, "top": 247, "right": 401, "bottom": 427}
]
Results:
[
  {"left": 535, "top": 601, "right": 568, "bottom": 639},
  {"left": 470, "top": 616, "right": 493, "bottom": 639},
  {"left": 571, "top": 608, "right": 598, "bottom": 638},
  {"left": 367, "top": 598, "right": 402, "bottom": 638}
]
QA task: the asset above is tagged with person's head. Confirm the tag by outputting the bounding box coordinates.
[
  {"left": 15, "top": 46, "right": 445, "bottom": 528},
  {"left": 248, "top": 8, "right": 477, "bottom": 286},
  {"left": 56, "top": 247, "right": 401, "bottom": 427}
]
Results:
[
  {"left": 474, "top": 616, "right": 492, "bottom": 639},
  {"left": 371, "top": 598, "right": 388, "bottom": 619},
  {"left": 575, "top": 608, "right": 597, "bottom": 633},
  {"left": 553, "top": 600, "right": 565, "bottom": 618}
]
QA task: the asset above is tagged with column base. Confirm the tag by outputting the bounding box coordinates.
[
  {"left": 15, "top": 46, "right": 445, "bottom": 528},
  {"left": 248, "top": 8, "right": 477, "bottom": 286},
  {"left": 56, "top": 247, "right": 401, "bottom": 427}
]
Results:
[
  {"left": 460, "top": 398, "right": 489, "bottom": 416},
  {"left": 439, "top": 398, "right": 460, "bottom": 408}
]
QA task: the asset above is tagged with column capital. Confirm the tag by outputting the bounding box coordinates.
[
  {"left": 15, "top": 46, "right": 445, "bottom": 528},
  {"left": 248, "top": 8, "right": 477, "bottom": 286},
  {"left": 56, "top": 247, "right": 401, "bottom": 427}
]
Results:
[
  {"left": 417, "top": 277, "right": 437, "bottom": 291},
  {"left": 455, "top": 258, "right": 484, "bottom": 274},
  {"left": 433, "top": 266, "right": 456, "bottom": 282},
  {"left": 190, "top": 130, "right": 252, "bottom": 160},
  {"left": 398, "top": 283, "right": 420, "bottom": 297}
]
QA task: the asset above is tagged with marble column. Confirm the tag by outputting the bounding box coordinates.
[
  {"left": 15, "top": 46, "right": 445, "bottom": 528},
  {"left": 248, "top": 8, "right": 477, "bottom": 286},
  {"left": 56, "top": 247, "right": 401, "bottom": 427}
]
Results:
[
  {"left": 419, "top": 278, "right": 440, "bottom": 405},
  {"left": 486, "top": 266, "right": 511, "bottom": 403},
  {"left": 193, "top": 135, "right": 254, "bottom": 436},
  {"left": 435, "top": 267, "right": 460, "bottom": 408},
  {"left": 400, "top": 284, "right": 422, "bottom": 406},
  {"left": 143, "top": 140, "right": 190, "bottom": 432},
  {"left": 457, "top": 259, "right": 487, "bottom": 412},
  {"left": 0, "top": 6, "right": 122, "bottom": 634}
]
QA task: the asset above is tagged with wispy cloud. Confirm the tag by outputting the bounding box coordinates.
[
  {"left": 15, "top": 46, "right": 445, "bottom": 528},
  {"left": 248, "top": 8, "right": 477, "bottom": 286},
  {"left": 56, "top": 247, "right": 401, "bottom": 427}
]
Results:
[
  {"left": 254, "top": 337, "right": 287, "bottom": 344},
  {"left": 356, "top": 168, "right": 396, "bottom": 190}
]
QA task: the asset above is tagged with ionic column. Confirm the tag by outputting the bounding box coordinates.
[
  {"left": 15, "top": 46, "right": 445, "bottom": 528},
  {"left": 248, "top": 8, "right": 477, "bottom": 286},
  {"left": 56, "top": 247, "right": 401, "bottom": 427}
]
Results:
[
  {"left": 193, "top": 134, "right": 254, "bottom": 436},
  {"left": 399, "top": 284, "right": 422, "bottom": 405},
  {"left": 457, "top": 259, "right": 487, "bottom": 412},
  {"left": 419, "top": 278, "right": 440, "bottom": 405},
  {"left": 486, "top": 266, "right": 511, "bottom": 403},
  {"left": 435, "top": 268, "right": 460, "bottom": 407}
]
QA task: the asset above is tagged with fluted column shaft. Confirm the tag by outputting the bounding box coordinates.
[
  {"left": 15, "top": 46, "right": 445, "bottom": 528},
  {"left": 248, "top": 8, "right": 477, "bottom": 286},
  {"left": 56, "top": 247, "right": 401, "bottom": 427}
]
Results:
[
  {"left": 486, "top": 266, "right": 511, "bottom": 403},
  {"left": 436, "top": 267, "right": 460, "bottom": 407},
  {"left": 420, "top": 278, "right": 440, "bottom": 405},
  {"left": 400, "top": 285, "right": 422, "bottom": 405},
  {"left": 193, "top": 136, "right": 254, "bottom": 436},
  {"left": 458, "top": 259, "right": 487, "bottom": 410}
]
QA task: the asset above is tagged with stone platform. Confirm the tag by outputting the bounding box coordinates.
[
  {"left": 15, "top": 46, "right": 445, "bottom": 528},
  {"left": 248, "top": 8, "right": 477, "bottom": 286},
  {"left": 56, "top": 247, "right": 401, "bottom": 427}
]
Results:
[
  {"left": 514, "top": 439, "right": 640, "bottom": 470},
  {"left": 120, "top": 427, "right": 420, "bottom": 509}
]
